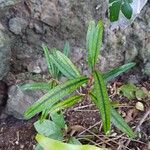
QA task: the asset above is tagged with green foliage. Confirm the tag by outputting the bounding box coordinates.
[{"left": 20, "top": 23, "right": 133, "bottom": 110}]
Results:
[
  {"left": 24, "top": 76, "right": 88, "bottom": 119},
  {"left": 36, "top": 134, "right": 108, "bottom": 150},
  {"left": 89, "top": 92, "right": 135, "bottom": 138},
  {"left": 34, "top": 119, "right": 63, "bottom": 140},
  {"left": 86, "top": 21, "right": 103, "bottom": 71},
  {"left": 21, "top": 82, "right": 54, "bottom": 91},
  {"left": 93, "top": 70, "right": 111, "bottom": 134},
  {"left": 104, "top": 62, "right": 136, "bottom": 82},
  {"left": 50, "top": 95, "right": 83, "bottom": 113},
  {"left": 111, "top": 107, "right": 135, "bottom": 137},
  {"left": 49, "top": 50, "right": 81, "bottom": 79},
  {"left": 109, "top": 0, "right": 133, "bottom": 22},
  {"left": 34, "top": 112, "right": 82, "bottom": 150},
  {"left": 118, "top": 83, "right": 148, "bottom": 100},
  {"left": 23, "top": 20, "right": 137, "bottom": 149}
]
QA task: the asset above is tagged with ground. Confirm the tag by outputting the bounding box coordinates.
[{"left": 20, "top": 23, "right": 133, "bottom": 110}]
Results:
[{"left": 0, "top": 75, "right": 149, "bottom": 150}]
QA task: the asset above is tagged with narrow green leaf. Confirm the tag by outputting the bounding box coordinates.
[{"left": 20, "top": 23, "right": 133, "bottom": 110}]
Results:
[
  {"left": 20, "top": 82, "right": 53, "bottom": 91},
  {"left": 42, "top": 44, "right": 59, "bottom": 78},
  {"left": 63, "top": 41, "right": 70, "bottom": 57},
  {"left": 103, "top": 62, "right": 136, "bottom": 82},
  {"left": 92, "top": 21, "right": 103, "bottom": 67},
  {"left": 49, "top": 50, "right": 81, "bottom": 79},
  {"left": 121, "top": 0, "right": 133, "bottom": 19},
  {"left": 24, "top": 77, "right": 88, "bottom": 119},
  {"left": 36, "top": 134, "right": 109, "bottom": 150},
  {"left": 50, "top": 95, "right": 83, "bottom": 113},
  {"left": 111, "top": 107, "right": 135, "bottom": 138},
  {"left": 86, "top": 21, "right": 96, "bottom": 70},
  {"left": 89, "top": 92, "right": 135, "bottom": 138},
  {"left": 86, "top": 21, "right": 103, "bottom": 71},
  {"left": 93, "top": 70, "right": 111, "bottom": 134}
]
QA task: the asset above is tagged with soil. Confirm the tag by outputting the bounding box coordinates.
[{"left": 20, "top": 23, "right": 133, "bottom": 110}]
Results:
[
  {"left": 0, "top": 117, "right": 36, "bottom": 150},
  {"left": 0, "top": 79, "right": 150, "bottom": 150}
]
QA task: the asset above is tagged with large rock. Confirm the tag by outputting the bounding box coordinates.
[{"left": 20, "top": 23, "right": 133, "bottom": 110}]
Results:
[
  {"left": 0, "top": 23, "right": 11, "bottom": 80},
  {"left": 5, "top": 85, "right": 43, "bottom": 119},
  {"left": 0, "top": 0, "right": 21, "bottom": 9},
  {"left": 0, "top": 0, "right": 149, "bottom": 79},
  {"left": 9, "top": 17, "right": 28, "bottom": 35}
]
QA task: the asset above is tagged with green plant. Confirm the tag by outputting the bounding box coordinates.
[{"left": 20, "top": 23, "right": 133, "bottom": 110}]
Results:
[
  {"left": 118, "top": 83, "right": 149, "bottom": 100},
  {"left": 109, "top": 0, "right": 133, "bottom": 22},
  {"left": 22, "top": 20, "right": 136, "bottom": 149}
]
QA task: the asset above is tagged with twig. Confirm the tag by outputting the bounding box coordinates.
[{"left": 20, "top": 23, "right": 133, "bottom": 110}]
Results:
[
  {"left": 125, "top": 107, "right": 150, "bottom": 147},
  {"left": 135, "top": 108, "right": 150, "bottom": 132}
]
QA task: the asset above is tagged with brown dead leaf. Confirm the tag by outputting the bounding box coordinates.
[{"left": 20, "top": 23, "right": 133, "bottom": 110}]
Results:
[{"left": 125, "top": 109, "right": 138, "bottom": 123}]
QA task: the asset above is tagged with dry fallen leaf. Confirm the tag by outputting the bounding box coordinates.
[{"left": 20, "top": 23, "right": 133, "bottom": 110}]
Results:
[{"left": 135, "top": 102, "right": 144, "bottom": 111}]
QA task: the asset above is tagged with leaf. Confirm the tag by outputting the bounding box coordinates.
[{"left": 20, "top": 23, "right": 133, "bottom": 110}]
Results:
[
  {"left": 135, "top": 89, "right": 147, "bottom": 100},
  {"left": 93, "top": 70, "right": 111, "bottom": 134},
  {"left": 109, "top": 0, "right": 133, "bottom": 22},
  {"left": 68, "top": 137, "right": 81, "bottom": 145},
  {"left": 92, "top": 21, "right": 103, "bottom": 68},
  {"left": 109, "top": 0, "right": 122, "bottom": 22},
  {"left": 118, "top": 83, "right": 137, "bottom": 100},
  {"left": 35, "top": 144, "right": 43, "bottom": 150},
  {"left": 63, "top": 41, "right": 70, "bottom": 57},
  {"left": 111, "top": 107, "right": 135, "bottom": 138},
  {"left": 86, "top": 21, "right": 96, "bottom": 70},
  {"left": 20, "top": 82, "right": 53, "bottom": 91},
  {"left": 121, "top": 0, "right": 133, "bottom": 19},
  {"left": 50, "top": 112, "right": 66, "bottom": 129},
  {"left": 135, "top": 102, "right": 144, "bottom": 111},
  {"left": 24, "top": 76, "right": 88, "bottom": 119},
  {"left": 89, "top": 92, "right": 135, "bottom": 138},
  {"left": 86, "top": 21, "right": 103, "bottom": 71},
  {"left": 103, "top": 62, "right": 136, "bottom": 82},
  {"left": 34, "top": 119, "right": 63, "bottom": 140},
  {"left": 50, "top": 95, "right": 83, "bottom": 113},
  {"left": 49, "top": 50, "right": 81, "bottom": 79},
  {"left": 36, "top": 134, "right": 109, "bottom": 150},
  {"left": 42, "top": 44, "right": 59, "bottom": 78}
]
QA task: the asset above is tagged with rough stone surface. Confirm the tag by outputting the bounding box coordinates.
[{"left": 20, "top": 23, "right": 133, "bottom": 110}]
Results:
[
  {"left": 27, "top": 57, "right": 47, "bottom": 74},
  {"left": 0, "top": 0, "right": 21, "bottom": 9},
  {"left": 143, "top": 62, "right": 150, "bottom": 76},
  {"left": 0, "top": 23, "right": 11, "bottom": 80},
  {"left": 9, "top": 17, "right": 28, "bottom": 35},
  {"left": 0, "top": 0, "right": 149, "bottom": 81},
  {"left": 0, "top": 81, "right": 8, "bottom": 106},
  {"left": 5, "top": 85, "right": 43, "bottom": 119}
]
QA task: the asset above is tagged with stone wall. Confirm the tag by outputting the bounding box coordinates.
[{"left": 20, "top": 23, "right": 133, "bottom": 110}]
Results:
[{"left": 0, "top": 0, "right": 150, "bottom": 80}]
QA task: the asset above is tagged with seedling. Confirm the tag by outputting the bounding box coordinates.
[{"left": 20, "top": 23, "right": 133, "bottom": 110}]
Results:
[{"left": 22, "top": 20, "right": 136, "bottom": 149}]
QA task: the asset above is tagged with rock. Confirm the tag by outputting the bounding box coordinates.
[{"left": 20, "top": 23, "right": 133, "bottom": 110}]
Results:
[
  {"left": 27, "top": 57, "right": 48, "bottom": 74},
  {"left": 0, "top": 81, "right": 8, "bottom": 106},
  {"left": 143, "top": 63, "right": 150, "bottom": 76},
  {"left": 0, "top": 23, "right": 11, "bottom": 80},
  {"left": 0, "top": 0, "right": 21, "bottom": 9},
  {"left": 0, "top": 0, "right": 149, "bottom": 81},
  {"left": 26, "top": 0, "right": 60, "bottom": 27},
  {"left": 5, "top": 85, "right": 43, "bottom": 119},
  {"left": 40, "top": 1, "right": 60, "bottom": 26},
  {"left": 9, "top": 17, "right": 28, "bottom": 35}
]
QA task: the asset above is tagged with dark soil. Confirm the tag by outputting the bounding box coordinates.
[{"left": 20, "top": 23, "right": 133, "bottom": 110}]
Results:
[{"left": 0, "top": 117, "right": 36, "bottom": 150}]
